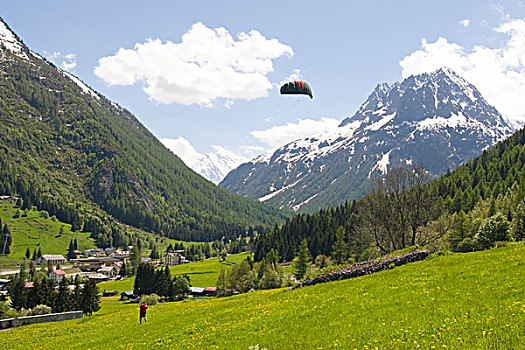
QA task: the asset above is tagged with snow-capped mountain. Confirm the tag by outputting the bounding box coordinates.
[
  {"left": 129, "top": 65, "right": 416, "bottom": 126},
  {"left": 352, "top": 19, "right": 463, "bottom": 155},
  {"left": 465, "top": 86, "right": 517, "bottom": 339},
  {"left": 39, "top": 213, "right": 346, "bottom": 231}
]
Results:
[
  {"left": 185, "top": 148, "right": 247, "bottom": 184},
  {"left": 220, "top": 68, "right": 512, "bottom": 212},
  {"left": 161, "top": 137, "right": 247, "bottom": 184}
]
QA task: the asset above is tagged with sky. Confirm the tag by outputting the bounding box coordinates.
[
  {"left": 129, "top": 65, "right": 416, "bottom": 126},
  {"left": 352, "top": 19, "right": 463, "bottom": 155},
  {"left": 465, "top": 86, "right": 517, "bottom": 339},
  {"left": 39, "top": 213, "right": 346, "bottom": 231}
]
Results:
[{"left": 2, "top": 1, "right": 525, "bottom": 178}]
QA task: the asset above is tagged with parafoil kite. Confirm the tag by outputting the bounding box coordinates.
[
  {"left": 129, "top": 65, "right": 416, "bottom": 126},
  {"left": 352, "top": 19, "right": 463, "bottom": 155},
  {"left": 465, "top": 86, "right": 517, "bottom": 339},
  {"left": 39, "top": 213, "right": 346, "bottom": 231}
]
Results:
[{"left": 280, "top": 81, "right": 313, "bottom": 99}]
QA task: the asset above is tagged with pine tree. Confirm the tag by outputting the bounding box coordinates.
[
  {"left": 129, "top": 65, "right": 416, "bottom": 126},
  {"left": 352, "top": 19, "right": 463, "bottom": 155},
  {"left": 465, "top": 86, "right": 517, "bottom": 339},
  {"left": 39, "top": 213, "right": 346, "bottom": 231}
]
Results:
[
  {"left": 293, "top": 239, "right": 310, "bottom": 280},
  {"left": 81, "top": 279, "right": 100, "bottom": 315},
  {"left": 25, "top": 247, "right": 31, "bottom": 259},
  {"left": 8, "top": 274, "right": 27, "bottom": 310},
  {"left": 331, "top": 226, "right": 348, "bottom": 264},
  {"left": 511, "top": 202, "right": 525, "bottom": 241},
  {"left": 74, "top": 238, "right": 78, "bottom": 250},
  {"left": 67, "top": 240, "right": 76, "bottom": 260},
  {"left": 55, "top": 277, "right": 71, "bottom": 312},
  {"left": 72, "top": 276, "right": 82, "bottom": 311}
]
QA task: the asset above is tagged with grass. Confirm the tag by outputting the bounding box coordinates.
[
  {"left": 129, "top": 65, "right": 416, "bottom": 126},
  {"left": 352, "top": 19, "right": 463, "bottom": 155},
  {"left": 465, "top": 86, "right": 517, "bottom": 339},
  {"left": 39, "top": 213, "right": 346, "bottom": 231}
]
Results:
[
  {"left": 0, "top": 200, "right": 95, "bottom": 267},
  {"left": 2, "top": 243, "right": 523, "bottom": 349},
  {"left": 99, "top": 252, "right": 251, "bottom": 292}
]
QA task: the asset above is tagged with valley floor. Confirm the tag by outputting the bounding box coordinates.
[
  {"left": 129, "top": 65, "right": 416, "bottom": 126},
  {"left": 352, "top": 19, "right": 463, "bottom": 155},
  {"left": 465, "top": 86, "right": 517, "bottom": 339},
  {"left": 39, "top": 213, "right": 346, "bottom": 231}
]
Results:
[{"left": 1, "top": 244, "right": 523, "bottom": 349}]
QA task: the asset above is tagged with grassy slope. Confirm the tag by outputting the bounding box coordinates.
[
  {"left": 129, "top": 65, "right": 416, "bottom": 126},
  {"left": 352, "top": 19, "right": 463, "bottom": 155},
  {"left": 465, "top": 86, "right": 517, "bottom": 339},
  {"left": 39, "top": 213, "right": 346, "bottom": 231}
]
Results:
[
  {"left": 99, "top": 252, "right": 251, "bottom": 292},
  {"left": 0, "top": 200, "right": 95, "bottom": 267},
  {"left": 2, "top": 244, "right": 523, "bottom": 349}
]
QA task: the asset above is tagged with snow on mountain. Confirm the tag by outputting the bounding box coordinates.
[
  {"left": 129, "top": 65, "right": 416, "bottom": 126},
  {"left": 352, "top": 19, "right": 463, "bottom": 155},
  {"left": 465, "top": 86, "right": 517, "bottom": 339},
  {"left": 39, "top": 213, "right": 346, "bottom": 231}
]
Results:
[
  {"left": 0, "top": 18, "right": 27, "bottom": 60},
  {"left": 161, "top": 137, "right": 247, "bottom": 184},
  {"left": 221, "top": 67, "right": 512, "bottom": 212}
]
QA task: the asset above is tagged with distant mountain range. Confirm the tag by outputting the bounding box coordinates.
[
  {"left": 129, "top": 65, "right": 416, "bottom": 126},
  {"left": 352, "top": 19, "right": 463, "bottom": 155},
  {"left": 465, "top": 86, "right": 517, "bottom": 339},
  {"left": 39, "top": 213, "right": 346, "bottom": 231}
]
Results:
[
  {"left": 0, "top": 17, "right": 286, "bottom": 242},
  {"left": 221, "top": 67, "right": 512, "bottom": 212}
]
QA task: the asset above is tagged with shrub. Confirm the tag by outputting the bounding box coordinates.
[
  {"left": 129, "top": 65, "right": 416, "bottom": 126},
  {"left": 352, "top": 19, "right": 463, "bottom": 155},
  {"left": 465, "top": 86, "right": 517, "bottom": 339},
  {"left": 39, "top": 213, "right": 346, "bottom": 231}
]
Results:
[
  {"left": 30, "top": 304, "right": 52, "bottom": 315},
  {"left": 258, "top": 269, "right": 282, "bottom": 290},
  {"left": 456, "top": 238, "right": 478, "bottom": 252},
  {"left": 39, "top": 211, "right": 49, "bottom": 219},
  {"left": 139, "top": 294, "right": 160, "bottom": 305},
  {"left": 476, "top": 213, "right": 510, "bottom": 249},
  {"left": 314, "top": 255, "right": 331, "bottom": 269}
]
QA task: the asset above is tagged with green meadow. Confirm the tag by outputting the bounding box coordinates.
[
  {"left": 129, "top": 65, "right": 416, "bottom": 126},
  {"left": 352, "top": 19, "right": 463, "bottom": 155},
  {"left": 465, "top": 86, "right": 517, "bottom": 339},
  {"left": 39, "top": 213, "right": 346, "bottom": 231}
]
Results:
[
  {"left": 2, "top": 243, "right": 523, "bottom": 349},
  {"left": 0, "top": 200, "right": 95, "bottom": 267},
  {"left": 99, "top": 252, "right": 251, "bottom": 292}
]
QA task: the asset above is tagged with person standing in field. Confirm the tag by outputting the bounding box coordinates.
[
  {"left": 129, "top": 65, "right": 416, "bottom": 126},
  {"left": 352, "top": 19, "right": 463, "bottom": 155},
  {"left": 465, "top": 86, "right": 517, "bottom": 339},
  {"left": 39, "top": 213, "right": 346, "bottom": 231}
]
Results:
[{"left": 139, "top": 302, "right": 148, "bottom": 323}]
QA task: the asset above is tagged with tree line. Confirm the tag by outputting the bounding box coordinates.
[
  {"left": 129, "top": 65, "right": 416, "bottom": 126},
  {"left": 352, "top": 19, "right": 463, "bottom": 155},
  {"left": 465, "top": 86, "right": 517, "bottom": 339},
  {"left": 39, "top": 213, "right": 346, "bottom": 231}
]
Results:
[
  {"left": 133, "top": 263, "right": 189, "bottom": 301},
  {"left": 7, "top": 264, "right": 100, "bottom": 315},
  {"left": 254, "top": 127, "right": 525, "bottom": 263}
]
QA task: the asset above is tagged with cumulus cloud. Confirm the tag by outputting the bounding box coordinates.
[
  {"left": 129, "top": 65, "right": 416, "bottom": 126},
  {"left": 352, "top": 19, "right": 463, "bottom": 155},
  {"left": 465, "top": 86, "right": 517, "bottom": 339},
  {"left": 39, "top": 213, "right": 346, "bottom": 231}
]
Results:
[
  {"left": 160, "top": 137, "right": 201, "bottom": 164},
  {"left": 250, "top": 117, "right": 341, "bottom": 148},
  {"left": 400, "top": 17, "right": 525, "bottom": 128},
  {"left": 44, "top": 51, "right": 77, "bottom": 70},
  {"left": 94, "top": 22, "right": 294, "bottom": 107}
]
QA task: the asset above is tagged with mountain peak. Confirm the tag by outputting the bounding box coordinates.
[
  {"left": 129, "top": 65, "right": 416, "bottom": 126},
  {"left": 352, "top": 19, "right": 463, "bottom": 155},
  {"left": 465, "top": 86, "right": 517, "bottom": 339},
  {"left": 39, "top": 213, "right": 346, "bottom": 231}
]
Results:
[
  {"left": 0, "top": 17, "right": 27, "bottom": 60},
  {"left": 222, "top": 68, "right": 511, "bottom": 212}
]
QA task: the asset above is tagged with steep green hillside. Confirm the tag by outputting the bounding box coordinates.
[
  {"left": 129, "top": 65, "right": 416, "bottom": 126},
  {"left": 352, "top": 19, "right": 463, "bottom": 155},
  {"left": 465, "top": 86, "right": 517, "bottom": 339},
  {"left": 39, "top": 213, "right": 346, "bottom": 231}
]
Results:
[
  {"left": 0, "top": 18, "right": 286, "bottom": 245},
  {"left": 2, "top": 244, "right": 523, "bottom": 349},
  {"left": 0, "top": 200, "right": 95, "bottom": 266}
]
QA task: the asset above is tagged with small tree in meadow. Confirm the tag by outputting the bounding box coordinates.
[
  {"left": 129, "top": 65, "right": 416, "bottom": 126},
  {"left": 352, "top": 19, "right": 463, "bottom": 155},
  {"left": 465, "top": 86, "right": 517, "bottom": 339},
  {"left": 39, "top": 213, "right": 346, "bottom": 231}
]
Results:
[
  {"left": 293, "top": 239, "right": 310, "bottom": 280},
  {"left": 476, "top": 213, "right": 510, "bottom": 249}
]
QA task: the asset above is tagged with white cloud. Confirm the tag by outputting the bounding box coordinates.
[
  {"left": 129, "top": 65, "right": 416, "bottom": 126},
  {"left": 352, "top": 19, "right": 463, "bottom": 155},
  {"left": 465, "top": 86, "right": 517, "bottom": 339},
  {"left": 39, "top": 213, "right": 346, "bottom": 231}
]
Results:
[
  {"left": 44, "top": 51, "right": 77, "bottom": 71},
  {"left": 400, "top": 17, "right": 525, "bottom": 128},
  {"left": 459, "top": 19, "right": 471, "bottom": 28},
  {"left": 160, "top": 136, "right": 201, "bottom": 164},
  {"left": 94, "top": 22, "right": 293, "bottom": 107},
  {"left": 250, "top": 117, "right": 341, "bottom": 148},
  {"left": 279, "top": 68, "right": 302, "bottom": 86}
]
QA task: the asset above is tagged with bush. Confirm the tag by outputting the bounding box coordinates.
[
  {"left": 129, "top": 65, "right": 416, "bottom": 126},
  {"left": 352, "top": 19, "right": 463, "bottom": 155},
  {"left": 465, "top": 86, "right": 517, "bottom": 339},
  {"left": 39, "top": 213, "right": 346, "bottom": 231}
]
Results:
[
  {"left": 139, "top": 294, "right": 160, "bottom": 305},
  {"left": 476, "top": 213, "right": 510, "bottom": 249},
  {"left": 456, "top": 238, "right": 478, "bottom": 252},
  {"left": 39, "top": 211, "right": 49, "bottom": 219},
  {"left": 29, "top": 304, "right": 52, "bottom": 316}
]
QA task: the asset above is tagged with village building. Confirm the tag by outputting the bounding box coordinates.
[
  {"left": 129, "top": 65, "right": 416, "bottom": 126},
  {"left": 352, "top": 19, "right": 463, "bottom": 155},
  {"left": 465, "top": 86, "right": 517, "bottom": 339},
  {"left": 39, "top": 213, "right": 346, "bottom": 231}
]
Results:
[
  {"left": 204, "top": 287, "right": 217, "bottom": 296},
  {"left": 83, "top": 248, "right": 106, "bottom": 257},
  {"left": 49, "top": 269, "right": 66, "bottom": 283},
  {"left": 97, "top": 266, "right": 117, "bottom": 278},
  {"left": 38, "top": 254, "right": 66, "bottom": 265},
  {"left": 164, "top": 252, "right": 185, "bottom": 266},
  {"left": 120, "top": 291, "right": 135, "bottom": 300},
  {"left": 189, "top": 286, "right": 205, "bottom": 296}
]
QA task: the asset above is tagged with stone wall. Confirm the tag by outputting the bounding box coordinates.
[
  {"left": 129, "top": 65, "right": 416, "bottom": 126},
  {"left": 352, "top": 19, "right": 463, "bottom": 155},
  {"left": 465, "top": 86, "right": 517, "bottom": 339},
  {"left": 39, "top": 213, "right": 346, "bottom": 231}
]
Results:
[
  {"left": 0, "top": 310, "right": 83, "bottom": 329},
  {"left": 287, "top": 250, "right": 431, "bottom": 291}
]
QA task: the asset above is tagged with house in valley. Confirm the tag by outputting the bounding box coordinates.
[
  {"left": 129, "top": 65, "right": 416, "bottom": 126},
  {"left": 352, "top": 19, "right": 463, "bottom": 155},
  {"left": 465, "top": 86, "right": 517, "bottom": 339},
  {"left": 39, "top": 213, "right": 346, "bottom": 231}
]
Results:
[
  {"left": 39, "top": 254, "right": 66, "bottom": 266},
  {"left": 164, "top": 252, "right": 185, "bottom": 266},
  {"left": 49, "top": 269, "right": 66, "bottom": 283}
]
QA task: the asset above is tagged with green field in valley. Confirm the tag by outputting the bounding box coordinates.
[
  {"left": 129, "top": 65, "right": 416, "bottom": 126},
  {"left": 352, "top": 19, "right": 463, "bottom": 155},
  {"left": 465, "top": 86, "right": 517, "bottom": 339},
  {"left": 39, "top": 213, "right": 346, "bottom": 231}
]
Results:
[
  {"left": 0, "top": 200, "right": 95, "bottom": 267},
  {"left": 99, "top": 252, "right": 251, "bottom": 292},
  {"left": 2, "top": 243, "right": 523, "bottom": 349}
]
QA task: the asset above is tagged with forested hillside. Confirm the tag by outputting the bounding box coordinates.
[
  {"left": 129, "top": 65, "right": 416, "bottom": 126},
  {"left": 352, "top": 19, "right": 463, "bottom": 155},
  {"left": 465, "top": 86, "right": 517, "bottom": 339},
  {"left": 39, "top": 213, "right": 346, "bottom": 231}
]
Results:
[
  {"left": 0, "top": 18, "right": 286, "bottom": 247},
  {"left": 254, "top": 127, "right": 525, "bottom": 261}
]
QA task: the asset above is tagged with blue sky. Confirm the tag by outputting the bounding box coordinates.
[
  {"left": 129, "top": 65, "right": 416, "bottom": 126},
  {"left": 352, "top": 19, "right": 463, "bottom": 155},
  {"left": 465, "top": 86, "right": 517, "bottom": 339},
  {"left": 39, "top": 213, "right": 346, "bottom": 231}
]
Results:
[{"left": 2, "top": 1, "right": 525, "bottom": 173}]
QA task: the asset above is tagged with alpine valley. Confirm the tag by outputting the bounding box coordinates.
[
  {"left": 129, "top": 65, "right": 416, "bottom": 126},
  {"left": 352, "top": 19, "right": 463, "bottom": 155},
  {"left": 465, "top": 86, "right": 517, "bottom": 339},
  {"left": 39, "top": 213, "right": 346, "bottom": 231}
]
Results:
[
  {"left": 0, "top": 17, "right": 287, "bottom": 246},
  {"left": 221, "top": 67, "right": 513, "bottom": 212}
]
